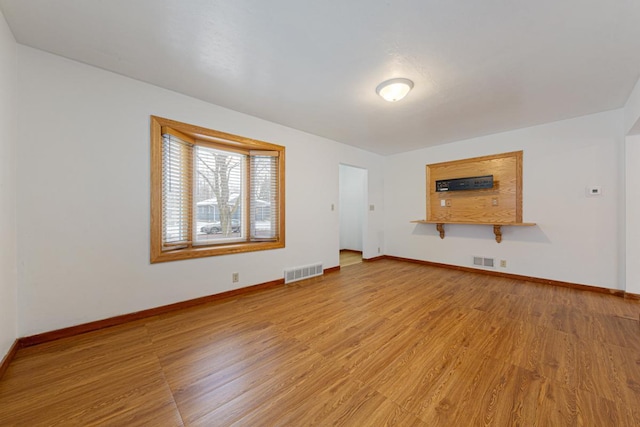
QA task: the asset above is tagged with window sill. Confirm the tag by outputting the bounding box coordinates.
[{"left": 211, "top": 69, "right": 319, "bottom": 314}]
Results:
[{"left": 151, "top": 240, "right": 285, "bottom": 263}]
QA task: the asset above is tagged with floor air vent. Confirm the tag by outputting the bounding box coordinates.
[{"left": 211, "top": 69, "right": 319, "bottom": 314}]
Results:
[{"left": 284, "top": 263, "right": 323, "bottom": 284}]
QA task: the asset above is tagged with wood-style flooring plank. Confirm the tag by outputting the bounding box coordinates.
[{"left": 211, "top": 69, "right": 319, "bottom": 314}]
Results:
[
  {"left": 1, "top": 259, "right": 639, "bottom": 425},
  {"left": 0, "top": 325, "right": 184, "bottom": 426}
]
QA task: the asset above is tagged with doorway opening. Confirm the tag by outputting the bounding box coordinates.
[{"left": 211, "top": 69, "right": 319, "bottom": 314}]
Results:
[
  {"left": 340, "top": 250, "right": 363, "bottom": 267},
  {"left": 339, "top": 164, "right": 367, "bottom": 267}
]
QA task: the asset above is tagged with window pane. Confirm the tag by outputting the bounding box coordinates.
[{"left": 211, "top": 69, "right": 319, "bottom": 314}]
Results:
[
  {"left": 194, "top": 145, "right": 245, "bottom": 245},
  {"left": 250, "top": 154, "right": 278, "bottom": 240}
]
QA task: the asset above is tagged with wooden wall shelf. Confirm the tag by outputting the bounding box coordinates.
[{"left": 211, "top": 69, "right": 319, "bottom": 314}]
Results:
[
  {"left": 426, "top": 151, "right": 524, "bottom": 224},
  {"left": 411, "top": 220, "right": 536, "bottom": 243},
  {"left": 418, "top": 151, "right": 535, "bottom": 243}
]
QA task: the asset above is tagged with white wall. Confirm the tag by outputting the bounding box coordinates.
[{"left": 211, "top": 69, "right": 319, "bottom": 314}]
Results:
[
  {"left": 624, "top": 76, "right": 640, "bottom": 295},
  {"left": 0, "top": 9, "right": 18, "bottom": 359},
  {"left": 625, "top": 135, "right": 640, "bottom": 295},
  {"left": 384, "top": 110, "right": 624, "bottom": 290},
  {"left": 624, "top": 77, "right": 640, "bottom": 135},
  {"left": 15, "top": 46, "right": 385, "bottom": 336},
  {"left": 339, "top": 165, "right": 367, "bottom": 252}
]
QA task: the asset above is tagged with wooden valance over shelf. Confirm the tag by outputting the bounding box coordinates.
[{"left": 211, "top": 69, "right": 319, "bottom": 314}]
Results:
[{"left": 411, "top": 220, "right": 536, "bottom": 243}]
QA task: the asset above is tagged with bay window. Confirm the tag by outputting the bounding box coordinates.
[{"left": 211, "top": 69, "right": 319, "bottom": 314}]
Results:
[{"left": 150, "top": 116, "right": 285, "bottom": 263}]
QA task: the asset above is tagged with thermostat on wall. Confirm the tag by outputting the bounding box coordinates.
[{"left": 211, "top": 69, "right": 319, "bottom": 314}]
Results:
[{"left": 586, "top": 186, "right": 602, "bottom": 196}]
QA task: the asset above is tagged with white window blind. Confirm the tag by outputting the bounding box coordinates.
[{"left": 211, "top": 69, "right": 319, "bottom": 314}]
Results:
[
  {"left": 250, "top": 151, "right": 279, "bottom": 241},
  {"left": 162, "top": 133, "right": 193, "bottom": 249}
]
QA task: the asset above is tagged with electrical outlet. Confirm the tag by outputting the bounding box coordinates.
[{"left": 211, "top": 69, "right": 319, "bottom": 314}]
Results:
[
  {"left": 492, "top": 198, "right": 499, "bottom": 206},
  {"left": 378, "top": 247, "right": 381, "bottom": 253},
  {"left": 232, "top": 272, "right": 239, "bottom": 283},
  {"left": 500, "top": 260, "right": 507, "bottom": 268},
  {"left": 586, "top": 186, "right": 602, "bottom": 197}
]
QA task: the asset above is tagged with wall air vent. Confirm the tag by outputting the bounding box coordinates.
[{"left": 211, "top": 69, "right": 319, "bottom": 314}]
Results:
[
  {"left": 473, "top": 256, "right": 495, "bottom": 268},
  {"left": 284, "top": 263, "right": 324, "bottom": 284}
]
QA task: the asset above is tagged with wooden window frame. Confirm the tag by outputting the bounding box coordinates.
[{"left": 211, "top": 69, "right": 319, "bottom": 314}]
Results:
[{"left": 150, "top": 116, "right": 285, "bottom": 263}]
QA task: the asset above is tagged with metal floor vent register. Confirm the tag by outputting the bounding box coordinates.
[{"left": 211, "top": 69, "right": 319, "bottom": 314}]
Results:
[
  {"left": 473, "top": 256, "right": 495, "bottom": 268},
  {"left": 284, "top": 263, "right": 324, "bottom": 284}
]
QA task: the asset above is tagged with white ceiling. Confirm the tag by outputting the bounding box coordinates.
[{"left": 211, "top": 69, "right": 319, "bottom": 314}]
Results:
[{"left": 1, "top": 0, "right": 640, "bottom": 155}]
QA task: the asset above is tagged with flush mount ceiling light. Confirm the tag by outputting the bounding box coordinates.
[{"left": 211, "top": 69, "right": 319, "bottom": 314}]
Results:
[{"left": 376, "top": 78, "right": 414, "bottom": 102}]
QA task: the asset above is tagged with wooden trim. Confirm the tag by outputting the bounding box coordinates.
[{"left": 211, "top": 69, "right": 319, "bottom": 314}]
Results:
[
  {"left": 196, "top": 138, "right": 251, "bottom": 155},
  {"left": 339, "top": 249, "right": 363, "bottom": 254},
  {"left": 425, "top": 162, "right": 432, "bottom": 221},
  {"left": 150, "top": 117, "right": 164, "bottom": 263},
  {"left": 0, "top": 339, "right": 20, "bottom": 380},
  {"left": 278, "top": 149, "right": 286, "bottom": 248},
  {"left": 515, "top": 150, "right": 523, "bottom": 222},
  {"left": 152, "top": 240, "right": 286, "bottom": 263},
  {"left": 383, "top": 255, "right": 627, "bottom": 297},
  {"left": 363, "top": 256, "right": 385, "bottom": 262},
  {"left": 324, "top": 265, "right": 341, "bottom": 274},
  {"left": 161, "top": 126, "right": 196, "bottom": 144},
  {"left": 624, "top": 292, "right": 640, "bottom": 301},
  {"left": 152, "top": 116, "right": 284, "bottom": 151},
  {"left": 18, "top": 278, "right": 284, "bottom": 348},
  {"left": 427, "top": 150, "right": 523, "bottom": 169},
  {"left": 412, "top": 220, "right": 536, "bottom": 226}
]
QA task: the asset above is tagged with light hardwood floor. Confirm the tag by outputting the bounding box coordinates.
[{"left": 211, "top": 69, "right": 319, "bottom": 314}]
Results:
[
  {"left": 1, "top": 259, "right": 639, "bottom": 426},
  {"left": 340, "top": 250, "right": 362, "bottom": 267}
]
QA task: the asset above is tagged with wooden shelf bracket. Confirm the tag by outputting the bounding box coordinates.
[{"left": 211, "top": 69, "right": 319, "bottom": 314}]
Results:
[
  {"left": 493, "top": 225, "right": 502, "bottom": 243},
  {"left": 436, "top": 222, "right": 502, "bottom": 243},
  {"left": 411, "top": 220, "right": 536, "bottom": 243}
]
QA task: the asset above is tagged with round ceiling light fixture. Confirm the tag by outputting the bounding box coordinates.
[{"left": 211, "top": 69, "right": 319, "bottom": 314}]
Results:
[{"left": 376, "top": 78, "right": 414, "bottom": 102}]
